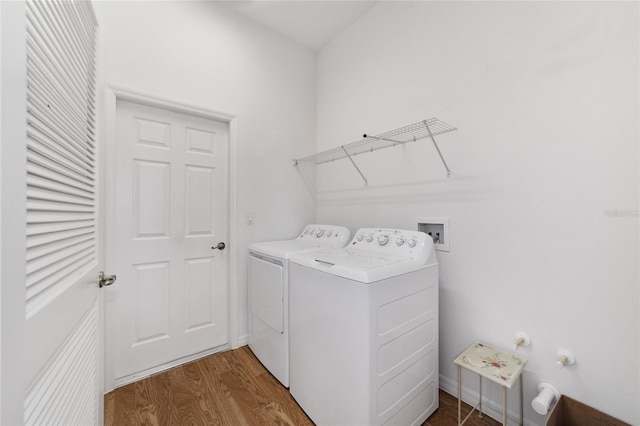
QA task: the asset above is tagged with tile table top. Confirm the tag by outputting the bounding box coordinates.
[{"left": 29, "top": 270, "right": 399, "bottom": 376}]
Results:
[{"left": 454, "top": 342, "right": 527, "bottom": 389}]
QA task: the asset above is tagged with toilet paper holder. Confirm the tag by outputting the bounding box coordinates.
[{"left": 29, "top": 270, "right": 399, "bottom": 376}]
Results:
[
  {"left": 556, "top": 349, "right": 576, "bottom": 368},
  {"left": 512, "top": 332, "right": 531, "bottom": 350},
  {"left": 532, "top": 382, "right": 560, "bottom": 415}
]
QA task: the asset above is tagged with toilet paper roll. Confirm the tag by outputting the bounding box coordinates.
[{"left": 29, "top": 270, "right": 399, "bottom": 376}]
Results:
[{"left": 532, "top": 383, "right": 560, "bottom": 415}]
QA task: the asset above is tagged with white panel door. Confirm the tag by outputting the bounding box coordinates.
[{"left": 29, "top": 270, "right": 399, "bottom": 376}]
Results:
[{"left": 113, "top": 100, "right": 229, "bottom": 381}]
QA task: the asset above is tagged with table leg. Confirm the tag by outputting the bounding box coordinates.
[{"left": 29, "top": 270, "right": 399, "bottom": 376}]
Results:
[
  {"left": 478, "top": 376, "right": 483, "bottom": 418},
  {"left": 520, "top": 375, "right": 524, "bottom": 425},
  {"left": 458, "top": 365, "right": 461, "bottom": 426},
  {"left": 503, "top": 387, "right": 507, "bottom": 425}
]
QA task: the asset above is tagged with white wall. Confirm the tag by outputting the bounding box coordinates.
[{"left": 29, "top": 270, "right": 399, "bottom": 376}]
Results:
[
  {"left": 316, "top": 2, "right": 639, "bottom": 424},
  {"left": 95, "top": 0, "right": 316, "bottom": 387}
]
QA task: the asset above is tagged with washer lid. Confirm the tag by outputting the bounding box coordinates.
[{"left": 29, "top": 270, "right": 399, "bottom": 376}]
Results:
[{"left": 290, "top": 248, "right": 429, "bottom": 283}]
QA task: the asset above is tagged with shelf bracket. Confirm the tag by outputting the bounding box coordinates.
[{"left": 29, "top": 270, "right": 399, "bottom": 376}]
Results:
[
  {"left": 424, "top": 119, "right": 451, "bottom": 177},
  {"left": 342, "top": 146, "right": 368, "bottom": 186}
]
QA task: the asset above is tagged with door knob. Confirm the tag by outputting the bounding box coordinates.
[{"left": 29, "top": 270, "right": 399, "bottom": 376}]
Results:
[
  {"left": 99, "top": 271, "right": 117, "bottom": 288},
  {"left": 211, "top": 242, "right": 226, "bottom": 250}
]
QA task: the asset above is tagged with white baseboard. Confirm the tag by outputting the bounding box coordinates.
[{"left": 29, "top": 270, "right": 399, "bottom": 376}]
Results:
[
  {"left": 235, "top": 333, "right": 248, "bottom": 348},
  {"left": 113, "top": 344, "right": 230, "bottom": 389},
  {"left": 439, "top": 374, "right": 540, "bottom": 426}
]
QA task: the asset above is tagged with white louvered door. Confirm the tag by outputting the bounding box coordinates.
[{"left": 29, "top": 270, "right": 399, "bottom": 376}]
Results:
[{"left": 22, "top": 0, "right": 102, "bottom": 424}]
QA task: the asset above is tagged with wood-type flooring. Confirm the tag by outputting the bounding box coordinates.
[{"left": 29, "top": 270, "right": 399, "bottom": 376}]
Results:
[{"left": 105, "top": 346, "right": 500, "bottom": 426}]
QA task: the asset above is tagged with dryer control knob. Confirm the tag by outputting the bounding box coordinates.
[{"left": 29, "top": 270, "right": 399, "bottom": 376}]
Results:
[
  {"left": 365, "top": 235, "right": 374, "bottom": 243},
  {"left": 326, "top": 230, "right": 333, "bottom": 237},
  {"left": 407, "top": 239, "right": 417, "bottom": 248},
  {"left": 356, "top": 234, "right": 364, "bottom": 241},
  {"left": 396, "top": 238, "right": 405, "bottom": 246},
  {"left": 316, "top": 230, "right": 325, "bottom": 238},
  {"left": 378, "top": 235, "right": 389, "bottom": 245}
]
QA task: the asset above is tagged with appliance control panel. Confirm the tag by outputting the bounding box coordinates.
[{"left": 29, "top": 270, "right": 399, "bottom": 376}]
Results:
[
  {"left": 298, "top": 224, "right": 351, "bottom": 248},
  {"left": 350, "top": 228, "right": 431, "bottom": 256}
]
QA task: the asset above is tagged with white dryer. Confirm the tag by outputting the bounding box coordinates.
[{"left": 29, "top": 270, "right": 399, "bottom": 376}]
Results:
[
  {"left": 289, "top": 228, "right": 439, "bottom": 426},
  {"left": 248, "top": 224, "right": 350, "bottom": 388}
]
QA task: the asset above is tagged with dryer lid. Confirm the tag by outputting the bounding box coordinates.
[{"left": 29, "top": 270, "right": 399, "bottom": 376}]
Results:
[
  {"left": 249, "top": 240, "right": 323, "bottom": 259},
  {"left": 248, "top": 224, "right": 351, "bottom": 259}
]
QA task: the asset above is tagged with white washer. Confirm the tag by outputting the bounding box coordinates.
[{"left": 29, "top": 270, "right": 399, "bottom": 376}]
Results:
[
  {"left": 289, "top": 228, "right": 439, "bottom": 426},
  {"left": 248, "top": 224, "right": 350, "bottom": 388}
]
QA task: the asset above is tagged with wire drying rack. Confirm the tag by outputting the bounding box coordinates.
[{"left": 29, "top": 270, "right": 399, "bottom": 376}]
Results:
[{"left": 293, "top": 118, "right": 457, "bottom": 185}]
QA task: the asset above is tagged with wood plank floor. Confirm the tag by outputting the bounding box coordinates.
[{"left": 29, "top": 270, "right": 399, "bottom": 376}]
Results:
[{"left": 105, "top": 346, "right": 500, "bottom": 426}]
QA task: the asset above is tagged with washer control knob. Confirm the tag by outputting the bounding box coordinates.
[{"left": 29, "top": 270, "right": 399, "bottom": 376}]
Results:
[
  {"left": 365, "top": 235, "right": 374, "bottom": 243},
  {"left": 396, "top": 238, "right": 405, "bottom": 246},
  {"left": 356, "top": 234, "right": 364, "bottom": 241},
  {"left": 316, "top": 230, "right": 325, "bottom": 238},
  {"left": 378, "top": 235, "right": 389, "bottom": 245},
  {"left": 326, "top": 230, "right": 333, "bottom": 237},
  {"left": 407, "top": 239, "right": 417, "bottom": 248}
]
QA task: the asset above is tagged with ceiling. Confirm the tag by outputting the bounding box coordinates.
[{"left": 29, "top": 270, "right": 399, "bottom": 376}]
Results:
[{"left": 217, "top": 1, "right": 377, "bottom": 51}]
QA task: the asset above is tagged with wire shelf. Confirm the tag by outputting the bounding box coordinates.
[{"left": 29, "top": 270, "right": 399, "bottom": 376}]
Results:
[{"left": 293, "top": 118, "right": 457, "bottom": 165}]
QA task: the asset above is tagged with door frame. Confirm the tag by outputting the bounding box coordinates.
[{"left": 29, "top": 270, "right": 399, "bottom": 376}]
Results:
[
  {"left": 1, "top": 2, "right": 29, "bottom": 421},
  {"left": 102, "top": 85, "right": 240, "bottom": 392}
]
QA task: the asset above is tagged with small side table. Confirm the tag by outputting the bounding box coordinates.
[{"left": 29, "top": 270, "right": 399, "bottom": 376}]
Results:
[{"left": 454, "top": 342, "right": 527, "bottom": 425}]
